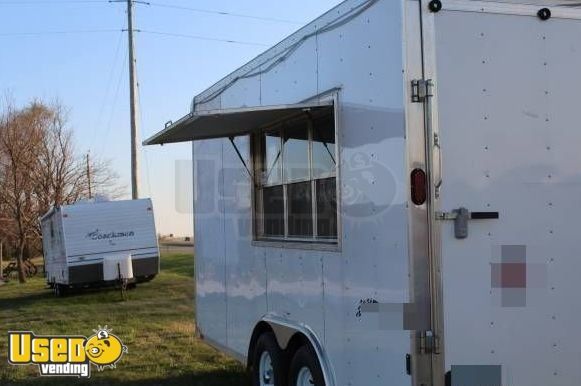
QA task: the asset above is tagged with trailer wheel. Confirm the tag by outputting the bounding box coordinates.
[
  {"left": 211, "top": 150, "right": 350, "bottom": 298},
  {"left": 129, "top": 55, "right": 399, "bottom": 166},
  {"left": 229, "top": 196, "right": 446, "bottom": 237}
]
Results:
[
  {"left": 288, "top": 345, "right": 325, "bottom": 386},
  {"left": 53, "top": 284, "right": 67, "bottom": 297},
  {"left": 252, "top": 332, "right": 285, "bottom": 386}
]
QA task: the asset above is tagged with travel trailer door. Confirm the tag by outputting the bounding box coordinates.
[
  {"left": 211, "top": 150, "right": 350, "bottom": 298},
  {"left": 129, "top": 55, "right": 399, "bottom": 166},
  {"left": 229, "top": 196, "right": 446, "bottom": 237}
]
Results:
[{"left": 421, "top": 2, "right": 581, "bottom": 385}]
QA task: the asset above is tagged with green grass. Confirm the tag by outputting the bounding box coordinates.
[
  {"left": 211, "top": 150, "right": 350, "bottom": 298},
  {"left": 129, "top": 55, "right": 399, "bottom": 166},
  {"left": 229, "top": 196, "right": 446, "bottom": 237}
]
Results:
[{"left": 0, "top": 253, "right": 247, "bottom": 385}]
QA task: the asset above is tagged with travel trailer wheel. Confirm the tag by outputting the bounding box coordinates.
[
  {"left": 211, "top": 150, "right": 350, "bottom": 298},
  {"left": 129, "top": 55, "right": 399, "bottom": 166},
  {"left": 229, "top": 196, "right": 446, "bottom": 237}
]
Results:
[
  {"left": 288, "top": 345, "right": 325, "bottom": 386},
  {"left": 53, "top": 284, "right": 67, "bottom": 297},
  {"left": 251, "top": 332, "right": 285, "bottom": 386},
  {"left": 136, "top": 274, "right": 156, "bottom": 283}
]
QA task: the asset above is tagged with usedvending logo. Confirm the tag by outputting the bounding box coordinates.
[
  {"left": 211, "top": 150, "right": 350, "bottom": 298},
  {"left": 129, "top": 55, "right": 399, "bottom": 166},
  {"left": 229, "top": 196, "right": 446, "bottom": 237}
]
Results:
[{"left": 8, "top": 326, "right": 127, "bottom": 378}]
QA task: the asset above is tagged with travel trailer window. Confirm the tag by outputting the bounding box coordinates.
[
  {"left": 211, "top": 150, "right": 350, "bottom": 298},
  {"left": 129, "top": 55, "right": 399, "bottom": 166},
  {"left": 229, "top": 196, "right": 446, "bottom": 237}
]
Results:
[{"left": 255, "top": 109, "right": 337, "bottom": 243}]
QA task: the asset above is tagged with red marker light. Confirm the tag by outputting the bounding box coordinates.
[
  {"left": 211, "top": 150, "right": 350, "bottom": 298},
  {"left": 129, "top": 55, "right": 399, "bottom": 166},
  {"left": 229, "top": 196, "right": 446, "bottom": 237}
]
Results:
[{"left": 410, "top": 168, "right": 427, "bottom": 206}]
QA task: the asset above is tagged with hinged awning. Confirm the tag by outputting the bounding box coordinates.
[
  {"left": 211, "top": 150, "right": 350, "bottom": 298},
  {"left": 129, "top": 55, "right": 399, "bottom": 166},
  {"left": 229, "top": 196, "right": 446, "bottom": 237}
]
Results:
[{"left": 143, "top": 100, "right": 334, "bottom": 145}]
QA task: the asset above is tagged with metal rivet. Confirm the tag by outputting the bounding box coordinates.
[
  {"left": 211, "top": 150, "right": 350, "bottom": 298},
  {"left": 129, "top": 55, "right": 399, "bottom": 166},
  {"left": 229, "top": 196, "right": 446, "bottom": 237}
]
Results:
[
  {"left": 429, "top": 0, "right": 442, "bottom": 13},
  {"left": 538, "top": 8, "right": 551, "bottom": 20}
]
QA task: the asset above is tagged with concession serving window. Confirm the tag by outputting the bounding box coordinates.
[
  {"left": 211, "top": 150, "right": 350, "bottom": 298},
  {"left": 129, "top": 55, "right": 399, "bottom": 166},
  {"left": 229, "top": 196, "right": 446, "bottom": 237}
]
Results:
[{"left": 143, "top": 100, "right": 338, "bottom": 245}]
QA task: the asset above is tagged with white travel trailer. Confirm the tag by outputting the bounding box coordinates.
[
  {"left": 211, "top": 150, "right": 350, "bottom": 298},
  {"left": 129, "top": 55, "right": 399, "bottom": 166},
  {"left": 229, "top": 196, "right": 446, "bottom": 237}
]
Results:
[
  {"left": 145, "top": 1, "right": 581, "bottom": 385},
  {"left": 41, "top": 199, "right": 159, "bottom": 294}
]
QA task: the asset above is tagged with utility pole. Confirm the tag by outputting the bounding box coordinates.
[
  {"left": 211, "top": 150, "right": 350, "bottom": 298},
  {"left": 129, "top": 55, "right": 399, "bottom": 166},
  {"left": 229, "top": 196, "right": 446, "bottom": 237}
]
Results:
[
  {"left": 127, "top": 0, "right": 140, "bottom": 199},
  {"left": 111, "top": 0, "right": 147, "bottom": 199},
  {"left": 86, "top": 152, "right": 92, "bottom": 199}
]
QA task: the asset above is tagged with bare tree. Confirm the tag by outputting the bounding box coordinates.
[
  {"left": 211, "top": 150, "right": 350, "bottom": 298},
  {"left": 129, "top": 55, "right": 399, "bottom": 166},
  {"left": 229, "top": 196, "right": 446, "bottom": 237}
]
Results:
[
  {"left": 0, "top": 98, "right": 123, "bottom": 283},
  {"left": 0, "top": 101, "right": 45, "bottom": 283},
  {"left": 33, "top": 103, "right": 124, "bottom": 211}
]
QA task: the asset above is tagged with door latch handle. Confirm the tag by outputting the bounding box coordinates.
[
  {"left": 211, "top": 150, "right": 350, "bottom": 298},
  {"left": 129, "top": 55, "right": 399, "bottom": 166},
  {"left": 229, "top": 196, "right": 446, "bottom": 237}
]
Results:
[
  {"left": 436, "top": 207, "right": 499, "bottom": 239},
  {"left": 470, "top": 211, "right": 499, "bottom": 220}
]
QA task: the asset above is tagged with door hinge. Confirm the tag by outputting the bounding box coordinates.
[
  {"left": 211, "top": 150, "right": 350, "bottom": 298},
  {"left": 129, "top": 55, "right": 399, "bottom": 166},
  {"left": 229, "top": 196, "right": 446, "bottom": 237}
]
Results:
[
  {"left": 411, "top": 79, "right": 434, "bottom": 103},
  {"left": 419, "top": 330, "right": 440, "bottom": 355}
]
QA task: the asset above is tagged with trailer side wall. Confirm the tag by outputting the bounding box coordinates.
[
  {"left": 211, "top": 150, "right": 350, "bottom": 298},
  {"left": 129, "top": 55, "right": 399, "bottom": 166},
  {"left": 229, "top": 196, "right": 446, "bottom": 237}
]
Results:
[{"left": 193, "top": 1, "right": 413, "bottom": 384}]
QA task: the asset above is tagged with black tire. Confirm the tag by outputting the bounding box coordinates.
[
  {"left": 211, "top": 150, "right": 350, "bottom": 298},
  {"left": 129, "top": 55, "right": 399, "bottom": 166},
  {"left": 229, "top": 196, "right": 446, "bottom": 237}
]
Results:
[
  {"left": 251, "top": 332, "right": 285, "bottom": 386},
  {"left": 288, "top": 345, "right": 325, "bottom": 386},
  {"left": 54, "top": 284, "right": 67, "bottom": 297},
  {"left": 136, "top": 274, "right": 156, "bottom": 283}
]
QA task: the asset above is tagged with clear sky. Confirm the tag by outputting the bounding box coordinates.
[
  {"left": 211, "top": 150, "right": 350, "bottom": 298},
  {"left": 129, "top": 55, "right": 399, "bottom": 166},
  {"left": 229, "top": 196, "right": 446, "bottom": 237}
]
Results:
[{"left": 0, "top": 0, "right": 341, "bottom": 236}]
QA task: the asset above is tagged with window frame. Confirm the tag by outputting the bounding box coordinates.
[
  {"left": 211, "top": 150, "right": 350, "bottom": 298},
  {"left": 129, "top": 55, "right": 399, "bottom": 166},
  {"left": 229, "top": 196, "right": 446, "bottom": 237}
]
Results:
[{"left": 251, "top": 101, "right": 340, "bottom": 249}]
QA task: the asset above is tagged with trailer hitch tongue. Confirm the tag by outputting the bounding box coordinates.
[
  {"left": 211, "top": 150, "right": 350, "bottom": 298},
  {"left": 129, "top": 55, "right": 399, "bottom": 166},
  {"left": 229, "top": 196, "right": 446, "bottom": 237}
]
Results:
[{"left": 436, "top": 207, "right": 499, "bottom": 239}]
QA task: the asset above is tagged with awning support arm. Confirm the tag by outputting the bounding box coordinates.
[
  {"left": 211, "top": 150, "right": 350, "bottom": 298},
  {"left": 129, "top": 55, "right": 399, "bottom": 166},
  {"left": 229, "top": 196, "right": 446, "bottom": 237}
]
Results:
[{"left": 228, "top": 136, "right": 253, "bottom": 180}]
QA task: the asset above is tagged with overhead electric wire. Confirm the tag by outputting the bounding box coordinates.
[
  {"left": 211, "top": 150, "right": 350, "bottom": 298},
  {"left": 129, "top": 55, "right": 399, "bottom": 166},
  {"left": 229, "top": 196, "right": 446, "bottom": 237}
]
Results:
[
  {"left": 147, "top": 1, "right": 303, "bottom": 25},
  {"left": 0, "top": 0, "right": 304, "bottom": 26},
  {"left": 0, "top": 27, "right": 270, "bottom": 46},
  {"left": 137, "top": 74, "right": 153, "bottom": 199},
  {"left": 100, "top": 48, "right": 128, "bottom": 155},
  {"left": 90, "top": 28, "right": 125, "bottom": 150},
  {"left": 0, "top": 29, "right": 119, "bottom": 37},
  {"left": 138, "top": 29, "right": 269, "bottom": 47},
  {"left": 0, "top": 0, "right": 107, "bottom": 4}
]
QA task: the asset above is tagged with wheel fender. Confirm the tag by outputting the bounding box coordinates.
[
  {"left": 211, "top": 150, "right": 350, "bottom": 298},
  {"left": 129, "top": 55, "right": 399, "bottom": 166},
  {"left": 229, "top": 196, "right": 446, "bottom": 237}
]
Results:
[{"left": 261, "top": 315, "right": 336, "bottom": 386}]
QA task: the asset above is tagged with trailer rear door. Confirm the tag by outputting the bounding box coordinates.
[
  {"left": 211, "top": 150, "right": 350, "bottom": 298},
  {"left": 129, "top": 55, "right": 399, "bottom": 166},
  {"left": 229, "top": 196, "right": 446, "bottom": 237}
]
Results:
[{"left": 423, "top": 2, "right": 581, "bottom": 385}]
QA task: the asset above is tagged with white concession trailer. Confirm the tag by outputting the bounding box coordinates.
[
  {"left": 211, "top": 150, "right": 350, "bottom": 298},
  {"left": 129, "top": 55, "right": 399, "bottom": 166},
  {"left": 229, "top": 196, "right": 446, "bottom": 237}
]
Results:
[
  {"left": 41, "top": 199, "right": 160, "bottom": 293},
  {"left": 145, "top": 1, "right": 581, "bottom": 385}
]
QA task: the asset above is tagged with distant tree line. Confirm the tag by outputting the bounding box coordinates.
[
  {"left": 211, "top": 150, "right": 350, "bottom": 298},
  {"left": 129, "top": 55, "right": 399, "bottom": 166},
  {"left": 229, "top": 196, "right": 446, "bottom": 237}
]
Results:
[{"left": 0, "top": 97, "right": 123, "bottom": 283}]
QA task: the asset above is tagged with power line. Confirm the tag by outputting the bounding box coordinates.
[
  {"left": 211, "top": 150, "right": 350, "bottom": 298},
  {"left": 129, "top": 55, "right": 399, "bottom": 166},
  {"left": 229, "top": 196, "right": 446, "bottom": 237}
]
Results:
[
  {"left": 136, "top": 66, "right": 153, "bottom": 199},
  {"left": 100, "top": 48, "right": 128, "bottom": 155},
  {"left": 0, "top": 28, "right": 269, "bottom": 46},
  {"left": 147, "top": 1, "right": 304, "bottom": 25},
  {"left": 138, "top": 29, "right": 269, "bottom": 47},
  {"left": 91, "top": 28, "right": 125, "bottom": 150},
  {"left": 0, "top": 29, "right": 119, "bottom": 37},
  {"left": 0, "top": 0, "right": 304, "bottom": 26},
  {"left": 0, "top": 0, "right": 107, "bottom": 4}
]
